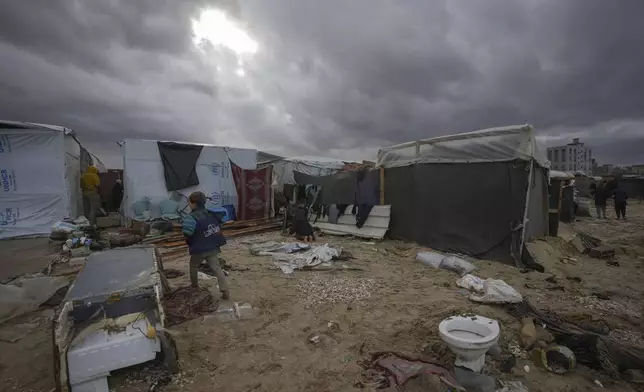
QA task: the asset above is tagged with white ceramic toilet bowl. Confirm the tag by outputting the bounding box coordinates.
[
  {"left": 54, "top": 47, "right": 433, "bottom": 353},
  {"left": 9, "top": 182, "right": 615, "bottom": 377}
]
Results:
[{"left": 438, "top": 315, "right": 500, "bottom": 372}]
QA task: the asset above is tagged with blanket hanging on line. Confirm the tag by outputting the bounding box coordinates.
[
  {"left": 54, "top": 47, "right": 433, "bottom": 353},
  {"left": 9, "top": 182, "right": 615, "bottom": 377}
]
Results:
[{"left": 231, "top": 162, "right": 272, "bottom": 221}]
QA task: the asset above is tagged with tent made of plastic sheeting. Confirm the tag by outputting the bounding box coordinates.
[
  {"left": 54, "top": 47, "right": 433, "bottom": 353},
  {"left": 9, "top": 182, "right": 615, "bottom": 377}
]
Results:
[
  {"left": 549, "top": 170, "right": 576, "bottom": 180},
  {"left": 378, "top": 124, "right": 549, "bottom": 267},
  {"left": 258, "top": 156, "right": 350, "bottom": 189},
  {"left": 377, "top": 124, "right": 549, "bottom": 169},
  {"left": 122, "top": 139, "right": 256, "bottom": 219},
  {"left": 0, "top": 121, "right": 97, "bottom": 239}
]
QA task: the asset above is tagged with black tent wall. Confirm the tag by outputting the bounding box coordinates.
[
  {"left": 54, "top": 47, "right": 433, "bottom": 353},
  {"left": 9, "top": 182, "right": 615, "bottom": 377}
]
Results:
[{"left": 384, "top": 160, "right": 530, "bottom": 264}]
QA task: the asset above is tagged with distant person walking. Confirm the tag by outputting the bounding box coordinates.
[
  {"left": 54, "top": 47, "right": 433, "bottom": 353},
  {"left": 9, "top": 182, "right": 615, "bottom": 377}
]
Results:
[
  {"left": 81, "top": 166, "right": 101, "bottom": 224},
  {"left": 613, "top": 183, "right": 628, "bottom": 220},
  {"left": 594, "top": 181, "right": 610, "bottom": 219},
  {"left": 111, "top": 179, "right": 124, "bottom": 212},
  {"left": 182, "top": 191, "right": 230, "bottom": 299}
]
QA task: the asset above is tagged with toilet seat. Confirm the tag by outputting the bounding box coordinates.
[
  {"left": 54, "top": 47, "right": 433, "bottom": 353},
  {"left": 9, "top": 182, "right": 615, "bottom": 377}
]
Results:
[{"left": 438, "top": 315, "right": 500, "bottom": 349}]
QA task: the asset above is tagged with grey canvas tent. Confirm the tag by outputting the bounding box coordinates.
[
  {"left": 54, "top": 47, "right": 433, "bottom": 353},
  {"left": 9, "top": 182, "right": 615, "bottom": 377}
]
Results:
[{"left": 377, "top": 124, "right": 549, "bottom": 265}]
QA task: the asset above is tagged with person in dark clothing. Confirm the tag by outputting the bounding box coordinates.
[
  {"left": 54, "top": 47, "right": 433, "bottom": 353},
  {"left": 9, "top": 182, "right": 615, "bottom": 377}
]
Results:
[
  {"left": 290, "top": 199, "right": 315, "bottom": 243},
  {"left": 182, "top": 191, "right": 229, "bottom": 299},
  {"left": 594, "top": 181, "right": 610, "bottom": 219},
  {"left": 613, "top": 184, "right": 628, "bottom": 220},
  {"left": 111, "top": 179, "right": 124, "bottom": 211}
]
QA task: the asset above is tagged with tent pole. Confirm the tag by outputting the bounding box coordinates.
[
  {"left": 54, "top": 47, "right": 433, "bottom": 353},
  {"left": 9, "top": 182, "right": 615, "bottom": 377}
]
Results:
[
  {"left": 519, "top": 159, "right": 534, "bottom": 264},
  {"left": 379, "top": 167, "right": 385, "bottom": 205}
]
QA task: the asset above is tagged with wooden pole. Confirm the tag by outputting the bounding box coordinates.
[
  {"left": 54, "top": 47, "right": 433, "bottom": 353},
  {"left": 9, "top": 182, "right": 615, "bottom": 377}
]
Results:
[{"left": 379, "top": 167, "right": 385, "bottom": 205}]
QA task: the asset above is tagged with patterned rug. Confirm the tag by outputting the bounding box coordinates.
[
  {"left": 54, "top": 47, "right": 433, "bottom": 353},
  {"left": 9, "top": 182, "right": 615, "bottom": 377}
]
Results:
[{"left": 231, "top": 162, "right": 272, "bottom": 221}]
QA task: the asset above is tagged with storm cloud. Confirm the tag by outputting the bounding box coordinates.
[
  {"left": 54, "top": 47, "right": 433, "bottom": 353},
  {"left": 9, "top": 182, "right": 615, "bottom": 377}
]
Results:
[{"left": 1, "top": 0, "right": 643, "bottom": 164}]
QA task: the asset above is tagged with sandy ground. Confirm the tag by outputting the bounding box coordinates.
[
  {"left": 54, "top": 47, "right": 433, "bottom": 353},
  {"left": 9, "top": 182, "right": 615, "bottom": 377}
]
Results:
[
  {"left": 0, "top": 238, "right": 59, "bottom": 281},
  {"left": 1, "top": 203, "right": 644, "bottom": 392}
]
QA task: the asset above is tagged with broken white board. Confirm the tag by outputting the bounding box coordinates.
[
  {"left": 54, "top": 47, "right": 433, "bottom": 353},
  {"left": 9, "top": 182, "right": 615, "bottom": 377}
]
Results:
[{"left": 312, "top": 205, "right": 391, "bottom": 240}]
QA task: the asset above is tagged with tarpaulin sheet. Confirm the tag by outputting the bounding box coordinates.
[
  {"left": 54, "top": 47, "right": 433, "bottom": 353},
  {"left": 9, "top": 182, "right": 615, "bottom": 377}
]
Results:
[
  {"left": 0, "top": 127, "right": 78, "bottom": 239},
  {"left": 259, "top": 157, "right": 346, "bottom": 189},
  {"left": 293, "top": 171, "right": 357, "bottom": 205},
  {"left": 123, "top": 139, "right": 256, "bottom": 219},
  {"left": 157, "top": 142, "right": 203, "bottom": 191},
  {"left": 378, "top": 124, "right": 549, "bottom": 168},
  {"left": 231, "top": 162, "right": 272, "bottom": 221},
  {"left": 385, "top": 161, "right": 530, "bottom": 263}
]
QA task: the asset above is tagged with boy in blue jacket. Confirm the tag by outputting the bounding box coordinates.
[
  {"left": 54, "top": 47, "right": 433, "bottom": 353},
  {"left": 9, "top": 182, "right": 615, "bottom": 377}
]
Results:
[{"left": 182, "top": 191, "right": 230, "bottom": 299}]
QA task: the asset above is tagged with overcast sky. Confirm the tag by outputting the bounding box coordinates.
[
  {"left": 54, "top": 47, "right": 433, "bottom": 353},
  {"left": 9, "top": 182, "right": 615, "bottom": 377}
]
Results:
[{"left": 1, "top": 0, "right": 643, "bottom": 165}]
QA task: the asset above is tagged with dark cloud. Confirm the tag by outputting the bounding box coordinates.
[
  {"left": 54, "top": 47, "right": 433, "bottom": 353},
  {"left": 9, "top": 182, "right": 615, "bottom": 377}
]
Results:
[{"left": 0, "top": 0, "right": 643, "bottom": 163}]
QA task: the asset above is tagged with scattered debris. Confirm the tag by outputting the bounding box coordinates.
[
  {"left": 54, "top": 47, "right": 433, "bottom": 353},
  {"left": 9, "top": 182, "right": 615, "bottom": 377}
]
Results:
[
  {"left": 523, "top": 365, "right": 530, "bottom": 373},
  {"left": 577, "top": 232, "right": 602, "bottom": 253},
  {"left": 594, "top": 379, "right": 604, "bottom": 388},
  {"left": 296, "top": 274, "right": 378, "bottom": 308},
  {"left": 453, "top": 366, "right": 495, "bottom": 392},
  {"left": 609, "top": 329, "right": 644, "bottom": 349},
  {"left": 508, "top": 300, "right": 644, "bottom": 378},
  {"left": 573, "top": 296, "right": 642, "bottom": 318},
  {"left": 500, "top": 355, "right": 517, "bottom": 373},
  {"left": 470, "top": 279, "right": 523, "bottom": 304},
  {"left": 164, "top": 269, "right": 184, "bottom": 279},
  {"left": 203, "top": 302, "right": 255, "bottom": 323},
  {"left": 589, "top": 245, "right": 616, "bottom": 259},
  {"left": 520, "top": 317, "right": 537, "bottom": 349},
  {"left": 164, "top": 286, "right": 219, "bottom": 326},
  {"left": 249, "top": 241, "right": 310, "bottom": 256},
  {"left": 358, "top": 352, "right": 462, "bottom": 390},
  {"left": 507, "top": 341, "right": 528, "bottom": 359},
  {"left": 271, "top": 244, "right": 343, "bottom": 274},
  {"left": 531, "top": 346, "right": 576, "bottom": 374},
  {"left": 456, "top": 275, "right": 522, "bottom": 303}
]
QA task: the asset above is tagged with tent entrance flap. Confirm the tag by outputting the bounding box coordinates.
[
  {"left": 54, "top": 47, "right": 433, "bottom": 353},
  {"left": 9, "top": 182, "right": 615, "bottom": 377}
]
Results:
[{"left": 157, "top": 142, "right": 203, "bottom": 191}]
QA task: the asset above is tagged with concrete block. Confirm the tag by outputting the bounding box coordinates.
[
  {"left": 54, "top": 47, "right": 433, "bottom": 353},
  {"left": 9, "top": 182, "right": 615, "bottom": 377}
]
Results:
[{"left": 589, "top": 246, "right": 615, "bottom": 259}]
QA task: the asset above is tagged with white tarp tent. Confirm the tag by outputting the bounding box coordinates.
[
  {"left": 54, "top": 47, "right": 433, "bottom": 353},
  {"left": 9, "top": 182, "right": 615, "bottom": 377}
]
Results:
[
  {"left": 122, "top": 139, "right": 257, "bottom": 218},
  {"left": 0, "top": 121, "right": 96, "bottom": 239}
]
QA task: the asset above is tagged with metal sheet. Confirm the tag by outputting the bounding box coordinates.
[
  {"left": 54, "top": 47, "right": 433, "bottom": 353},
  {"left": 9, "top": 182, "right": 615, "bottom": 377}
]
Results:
[{"left": 66, "top": 246, "right": 158, "bottom": 301}]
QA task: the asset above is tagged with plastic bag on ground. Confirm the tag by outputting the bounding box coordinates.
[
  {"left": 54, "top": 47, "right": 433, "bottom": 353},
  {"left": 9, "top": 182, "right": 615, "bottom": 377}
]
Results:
[
  {"left": 416, "top": 251, "right": 475, "bottom": 275},
  {"left": 456, "top": 274, "right": 485, "bottom": 292},
  {"left": 470, "top": 279, "right": 523, "bottom": 304},
  {"left": 52, "top": 220, "right": 79, "bottom": 234}
]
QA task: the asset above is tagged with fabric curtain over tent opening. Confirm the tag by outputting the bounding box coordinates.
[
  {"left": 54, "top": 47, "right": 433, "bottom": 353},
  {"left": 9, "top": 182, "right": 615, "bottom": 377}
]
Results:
[{"left": 157, "top": 142, "right": 203, "bottom": 191}]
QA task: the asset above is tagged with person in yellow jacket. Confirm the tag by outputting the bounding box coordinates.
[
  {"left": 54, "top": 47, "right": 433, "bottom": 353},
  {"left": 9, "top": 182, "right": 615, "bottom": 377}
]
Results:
[{"left": 81, "top": 166, "right": 101, "bottom": 224}]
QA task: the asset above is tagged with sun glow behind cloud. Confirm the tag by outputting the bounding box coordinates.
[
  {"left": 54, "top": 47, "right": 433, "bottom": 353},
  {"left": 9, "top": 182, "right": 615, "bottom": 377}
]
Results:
[{"left": 192, "top": 9, "right": 258, "bottom": 55}]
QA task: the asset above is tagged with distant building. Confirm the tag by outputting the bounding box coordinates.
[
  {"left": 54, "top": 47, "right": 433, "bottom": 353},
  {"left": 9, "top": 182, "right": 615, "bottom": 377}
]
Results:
[
  {"left": 547, "top": 138, "right": 593, "bottom": 174},
  {"left": 632, "top": 164, "right": 644, "bottom": 176}
]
